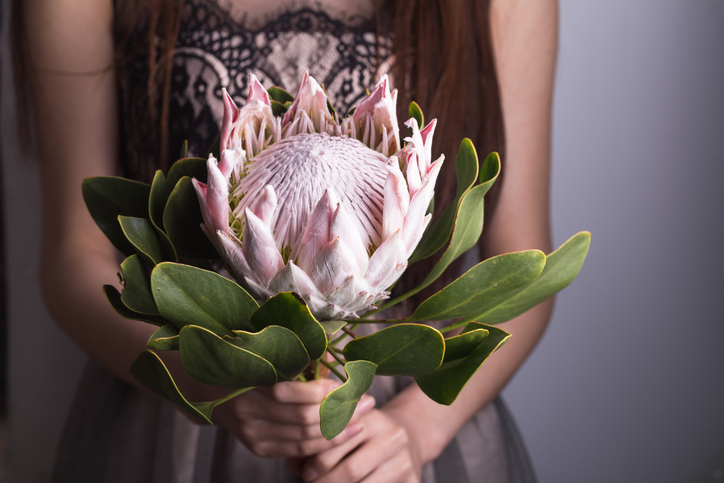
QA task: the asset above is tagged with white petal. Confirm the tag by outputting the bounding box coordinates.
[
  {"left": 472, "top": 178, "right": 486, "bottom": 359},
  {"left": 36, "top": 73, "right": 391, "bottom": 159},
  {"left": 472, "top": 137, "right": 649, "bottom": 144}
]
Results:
[
  {"left": 310, "top": 237, "right": 358, "bottom": 296},
  {"left": 364, "top": 229, "right": 405, "bottom": 291},
  {"left": 242, "top": 208, "right": 284, "bottom": 286},
  {"left": 250, "top": 185, "right": 277, "bottom": 226},
  {"left": 405, "top": 151, "right": 422, "bottom": 197},
  {"left": 329, "top": 203, "right": 369, "bottom": 275},
  {"left": 293, "top": 189, "right": 335, "bottom": 272},
  {"left": 382, "top": 159, "right": 410, "bottom": 241},
  {"left": 268, "top": 261, "right": 322, "bottom": 299},
  {"left": 216, "top": 230, "right": 251, "bottom": 280}
]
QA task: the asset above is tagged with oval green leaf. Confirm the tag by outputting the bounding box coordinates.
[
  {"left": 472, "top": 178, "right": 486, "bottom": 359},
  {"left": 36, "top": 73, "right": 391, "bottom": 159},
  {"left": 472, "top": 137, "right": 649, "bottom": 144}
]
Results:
[
  {"left": 119, "top": 216, "right": 168, "bottom": 266},
  {"left": 149, "top": 170, "right": 167, "bottom": 230},
  {"left": 230, "top": 326, "right": 310, "bottom": 381},
  {"left": 415, "top": 323, "right": 510, "bottom": 405},
  {"left": 163, "top": 176, "right": 218, "bottom": 259},
  {"left": 166, "top": 158, "right": 207, "bottom": 196},
  {"left": 320, "top": 360, "right": 377, "bottom": 440},
  {"left": 151, "top": 262, "right": 258, "bottom": 334},
  {"left": 103, "top": 285, "right": 167, "bottom": 326},
  {"left": 442, "top": 328, "right": 489, "bottom": 363},
  {"left": 82, "top": 177, "right": 151, "bottom": 255},
  {"left": 250, "top": 292, "right": 327, "bottom": 360},
  {"left": 130, "top": 350, "right": 213, "bottom": 423},
  {"left": 267, "top": 86, "right": 295, "bottom": 104},
  {"left": 408, "top": 101, "right": 424, "bottom": 129},
  {"left": 147, "top": 324, "right": 179, "bottom": 351},
  {"left": 179, "top": 325, "right": 277, "bottom": 388},
  {"left": 406, "top": 250, "right": 546, "bottom": 322},
  {"left": 460, "top": 232, "right": 592, "bottom": 326},
  {"left": 120, "top": 254, "right": 159, "bottom": 315},
  {"left": 343, "top": 324, "right": 444, "bottom": 376}
]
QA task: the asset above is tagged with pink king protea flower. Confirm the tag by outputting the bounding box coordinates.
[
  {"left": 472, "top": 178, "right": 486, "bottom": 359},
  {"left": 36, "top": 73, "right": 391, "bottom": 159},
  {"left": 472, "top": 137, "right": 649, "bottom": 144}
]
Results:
[{"left": 193, "top": 73, "right": 443, "bottom": 320}]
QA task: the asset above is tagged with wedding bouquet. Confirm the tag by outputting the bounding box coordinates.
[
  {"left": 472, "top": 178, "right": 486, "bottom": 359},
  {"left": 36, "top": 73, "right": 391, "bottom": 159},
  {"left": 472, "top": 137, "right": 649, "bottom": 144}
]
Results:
[{"left": 83, "top": 73, "right": 590, "bottom": 439}]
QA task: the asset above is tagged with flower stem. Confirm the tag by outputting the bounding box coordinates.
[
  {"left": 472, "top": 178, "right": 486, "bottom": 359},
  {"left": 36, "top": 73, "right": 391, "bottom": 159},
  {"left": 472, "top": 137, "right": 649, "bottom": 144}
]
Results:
[
  {"left": 210, "top": 386, "right": 256, "bottom": 410},
  {"left": 341, "top": 326, "right": 358, "bottom": 338},
  {"left": 320, "top": 358, "right": 347, "bottom": 382},
  {"left": 327, "top": 347, "right": 346, "bottom": 367}
]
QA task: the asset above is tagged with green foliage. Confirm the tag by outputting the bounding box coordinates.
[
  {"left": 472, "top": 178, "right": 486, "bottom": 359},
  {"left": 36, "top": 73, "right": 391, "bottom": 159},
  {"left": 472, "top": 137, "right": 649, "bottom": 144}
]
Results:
[
  {"left": 344, "top": 324, "right": 444, "bottom": 376},
  {"left": 320, "top": 361, "right": 377, "bottom": 440},
  {"left": 147, "top": 324, "right": 179, "bottom": 351},
  {"left": 250, "top": 292, "right": 328, "bottom": 360},
  {"left": 416, "top": 323, "right": 510, "bottom": 405},
  {"left": 131, "top": 350, "right": 214, "bottom": 423},
  {"left": 163, "top": 177, "right": 218, "bottom": 259},
  {"left": 405, "top": 251, "right": 546, "bottom": 322},
  {"left": 267, "top": 86, "right": 295, "bottom": 104},
  {"left": 82, "top": 177, "right": 150, "bottom": 255},
  {"left": 230, "top": 326, "right": 310, "bottom": 381},
  {"left": 119, "top": 255, "right": 159, "bottom": 315},
  {"left": 151, "top": 262, "right": 258, "bottom": 334},
  {"left": 179, "top": 325, "right": 277, "bottom": 388},
  {"left": 103, "top": 285, "right": 167, "bottom": 326},
  {"left": 408, "top": 101, "right": 424, "bottom": 128}
]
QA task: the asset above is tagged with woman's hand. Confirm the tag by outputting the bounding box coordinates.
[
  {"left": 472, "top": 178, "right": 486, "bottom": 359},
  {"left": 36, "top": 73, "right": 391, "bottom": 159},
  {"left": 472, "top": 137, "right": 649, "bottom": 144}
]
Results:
[
  {"left": 212, "top": 379, "right": 376, "bottom": 459},
  {"left": 297, "top": 407, "right": 423, "bottom": 483}
]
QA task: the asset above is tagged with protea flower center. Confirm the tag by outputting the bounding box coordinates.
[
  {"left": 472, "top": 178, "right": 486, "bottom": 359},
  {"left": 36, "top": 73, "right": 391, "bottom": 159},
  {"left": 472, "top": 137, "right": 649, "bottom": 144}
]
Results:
[
  {"left": 193, "top": 72, "right": 444, "bottom": 319},
  {"left": 232, "top": 133, "right": 388, "bottom": 252}
]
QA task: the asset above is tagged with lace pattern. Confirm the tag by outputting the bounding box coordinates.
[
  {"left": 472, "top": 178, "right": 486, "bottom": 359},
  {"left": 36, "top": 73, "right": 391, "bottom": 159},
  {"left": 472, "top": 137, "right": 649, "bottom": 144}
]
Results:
[{"left": 116, "top": 0, "right": 392, "bottom": 176}]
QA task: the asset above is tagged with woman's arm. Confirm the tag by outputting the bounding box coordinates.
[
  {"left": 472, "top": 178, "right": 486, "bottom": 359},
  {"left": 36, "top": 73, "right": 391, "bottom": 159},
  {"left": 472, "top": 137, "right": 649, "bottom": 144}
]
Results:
[
  {"left": 24, "top": 0, "right": 368, "bottom": 460},
  {"left": 300, "top": 1, "right": 559, "bottom": 481}
]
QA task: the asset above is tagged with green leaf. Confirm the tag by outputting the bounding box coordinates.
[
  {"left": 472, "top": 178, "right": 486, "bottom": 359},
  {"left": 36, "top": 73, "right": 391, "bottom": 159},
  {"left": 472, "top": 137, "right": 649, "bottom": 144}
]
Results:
[
  {"left": 179, "top": 325, "right": 277, "bottom": 388},
  {"left": 103, "top": 285, "right": 167, "bottom": 326},
  {"left": 416, "top": 323, "right": 510, "bottom": 405},
  {"left": 163, "top": 176, "right": 218, "bottom": 259},
  {"left": 119, "top": 255, "right": 159, "bottom": 315},
  {"left": 250, "top": 292, "right": 328, "bottom": 360},
  {"left": 147, "top": 324, "right": 179, "bottom": 350},
  {"left": 409, "top": 140, "right": 481, "bottom": 264},
  {"left": 151, "top": 262, "right": 258, "bottom": 334},
  {"left": 166, "top": 158, "right": 207, "bottom": 196},
  {"left": 442, "top": 328, "right": 489, "bottom": 363},
  {"left": 180, "top": 140, "right": 188, "bottom": 159},
  {"left": 230, "top": 326, "right": 310, "bottom": 381},
  {"left": 343, "top": 324, "right": 444, "bottom": 376},
  {"left": 271, "top": 100, "right": 288, "bottom": 117},
  {"left": 405, "top": 250, "right": 546, "bottom": 322},
  {"left": 461, "top": 232, "right": 592, "bottom": 326},
  {"left": 319, "top": 320, "right": 347, "bottom": 336},
  {"left": 118, "top": 216, "right": 168, "bottom": 266},
  {"left": 408, "top": 101, "right": 424, "bottom": 129},
  {"left": 320, "top": 360, "right": 377, "bottom": 440},
  {"left": 130, "top": 350, "right": 213, "bottom": 423},
  {"left": 82, "top": 177, "right": 151, "bottom": 255},
  {"left": 267, "top": 86, "right": 294, "bottom": 104},
  {"left": 149, "top": 170, "right": 167, "bottom": 230}
]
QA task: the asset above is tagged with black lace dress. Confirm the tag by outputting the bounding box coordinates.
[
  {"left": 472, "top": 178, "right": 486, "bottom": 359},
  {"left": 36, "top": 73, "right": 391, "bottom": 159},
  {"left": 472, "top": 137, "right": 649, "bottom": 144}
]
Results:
[{"left": 52, "top": 2, "right": 537, "bottom": 482}]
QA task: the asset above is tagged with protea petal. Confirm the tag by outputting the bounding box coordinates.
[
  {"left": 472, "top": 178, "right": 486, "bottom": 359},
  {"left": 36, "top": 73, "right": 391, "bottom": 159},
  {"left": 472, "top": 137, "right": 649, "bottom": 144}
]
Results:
[
  {"left": 294, "top": 189, "right": 336, "bottom": 272},
  {"left": 310, "top": 237, "right": 358, "bottom": 296},
  {"left": 201, "top": 73, "right": 445, "bottom": 320},
  {"left": 221, "top": 88, "right": 241, "bottom": 150},
  {"left": 382, "top": 159, "right": 410, "bottom": 242},
  {"left": 364, "top": 229, "right": 405, "bottom": 291},
  {"left": 250, "top": 185, "right": 277, "bottom": 227},
  {"left": 268, "top": 261, "right": 322, "bottom": 300},
  {"left": 242, "top": 208, "right": 284, "bottom": 286},
  {"left": 329, "top": 203, "right": 369, "bottom": 275}
]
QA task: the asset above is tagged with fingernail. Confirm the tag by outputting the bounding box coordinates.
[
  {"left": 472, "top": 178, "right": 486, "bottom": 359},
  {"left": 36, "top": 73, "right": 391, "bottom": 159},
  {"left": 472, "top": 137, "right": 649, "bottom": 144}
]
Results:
[
  {"left": 302, "top": 466, "right": 319, "bottom": 481},
  {"left": 343, "top": 422, "right": 363, "bottom": 438}
]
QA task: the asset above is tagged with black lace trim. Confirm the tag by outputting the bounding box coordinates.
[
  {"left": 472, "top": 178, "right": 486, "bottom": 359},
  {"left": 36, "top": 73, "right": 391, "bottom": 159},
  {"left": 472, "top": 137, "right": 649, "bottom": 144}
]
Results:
[{"left": 115, "top": 1, "right": 391, "bottom": 180}]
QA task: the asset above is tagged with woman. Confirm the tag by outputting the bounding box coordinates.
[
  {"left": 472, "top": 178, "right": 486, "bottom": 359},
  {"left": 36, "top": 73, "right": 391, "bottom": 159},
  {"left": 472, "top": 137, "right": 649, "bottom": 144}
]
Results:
[{"left": 17, "top": 0, "right": 556, "bottom": 481}]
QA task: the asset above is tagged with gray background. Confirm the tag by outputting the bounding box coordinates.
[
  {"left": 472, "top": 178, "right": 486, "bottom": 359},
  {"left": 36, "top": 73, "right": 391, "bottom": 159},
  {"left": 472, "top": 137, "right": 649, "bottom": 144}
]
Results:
[{"left": 2, "top": 1, "right": 723, "bottom": 482}]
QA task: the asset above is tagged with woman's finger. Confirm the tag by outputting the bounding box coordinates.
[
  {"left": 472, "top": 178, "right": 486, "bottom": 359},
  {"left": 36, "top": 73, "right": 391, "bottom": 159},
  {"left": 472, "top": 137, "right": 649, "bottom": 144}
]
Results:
[
  {"left": 256, "top": 379, "right": 339, "bottom": 404},
  {"left": 250, "top": 423, "right": 365, "bottom": 459}
]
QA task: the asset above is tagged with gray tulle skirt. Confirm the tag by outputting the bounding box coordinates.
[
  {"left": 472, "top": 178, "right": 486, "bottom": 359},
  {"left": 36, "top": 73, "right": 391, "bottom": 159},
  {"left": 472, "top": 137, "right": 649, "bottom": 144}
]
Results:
[{"left": 52, "top": 360, "right": 537, "bottom": 483}]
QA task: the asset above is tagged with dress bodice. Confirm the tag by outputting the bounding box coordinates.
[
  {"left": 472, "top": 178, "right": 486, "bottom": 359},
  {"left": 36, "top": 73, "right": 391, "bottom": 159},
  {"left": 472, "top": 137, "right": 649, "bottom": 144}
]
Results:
[{"left": 116, "top": 0, "right": 391, "bottom": 179}]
